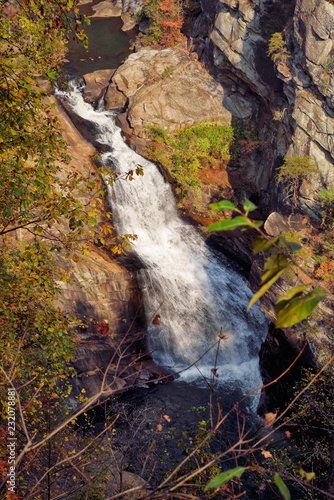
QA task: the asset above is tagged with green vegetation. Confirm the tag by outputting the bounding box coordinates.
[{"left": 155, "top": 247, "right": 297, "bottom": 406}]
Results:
[
  {"left": 324, "top": 53, "right": 334, "bottom": 74},
  {"left": 147, "top": 123, "right": 234, "bottom": 198},
  {"left": 206, "top": 199, "right": 334, "bottom": 498},
  {"left": 318, "top": 186, "right": 334, "bottom": 224},
  {"left": 0, "top": 1, "right": 333, "bottom": 499},
  {"left": 278, "top": 156, "right": 319, "bottom": 205},
  {"left": 268, "top": 32, "right": 290, "bottom": 62},
  {"left": 231, "top": 118, "right": 261, "bottom": 161},
  {"left": 0, "top": 1, "right": 130, "bottom": 496},
  {"left": 208, "top": 198, "right": 328, "bottom": 330}
]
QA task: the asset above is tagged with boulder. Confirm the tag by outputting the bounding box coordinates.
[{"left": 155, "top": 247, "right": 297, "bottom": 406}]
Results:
[
  {"left": 121, "top": 11, "right": 137, "bottom": 31},
  {"left": 110, "top": 48, "right": 237, "bottom": 139},
  {"left": 90, "top": 0, "right": 122, "bottom": 18},
  {"left": 83, "top": 68, "right": 116, "bottom": 107},
  {"left": 263, "top": 212, "right": 310, "bottom": 237},
  {"left": 105, "top": 83, "right": 128, "bottom": 111},
  {"left": 263, "top": 212, "right": 290, "bottom": 237}
]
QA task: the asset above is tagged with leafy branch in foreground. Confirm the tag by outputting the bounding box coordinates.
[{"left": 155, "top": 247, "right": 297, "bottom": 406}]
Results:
[{"left": 208, "top": 199, "right": 330, "bottom": 328}]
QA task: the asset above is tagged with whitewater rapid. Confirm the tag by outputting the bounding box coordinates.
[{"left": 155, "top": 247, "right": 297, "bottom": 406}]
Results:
[{"left": 58, "top": 81, "right": 269, "bottom": 396}]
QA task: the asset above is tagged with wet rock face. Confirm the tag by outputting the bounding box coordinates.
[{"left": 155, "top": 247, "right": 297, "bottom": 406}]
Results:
[
  {"left": 55, "top": 250, "right": 144, "bottom": 336},
  {"left": 67, "top": 328, "right": 173, "bottom": 408}
]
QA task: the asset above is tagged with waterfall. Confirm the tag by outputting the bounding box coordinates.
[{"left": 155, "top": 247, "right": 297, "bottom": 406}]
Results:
[{"left": 58, "top": 81, "right": 269, "bottom": 396}]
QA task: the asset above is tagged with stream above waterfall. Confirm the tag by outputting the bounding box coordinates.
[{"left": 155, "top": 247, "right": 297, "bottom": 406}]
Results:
[
  {"left": 58, "top": 81, "right": 269, "bottom": 403},
  {"left": 63, "top": 16, "right": 134, "bottom": 77}
]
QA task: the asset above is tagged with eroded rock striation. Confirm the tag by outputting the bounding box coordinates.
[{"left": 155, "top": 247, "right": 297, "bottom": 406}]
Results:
[{"left": 195, "top": 0, "right": 334, "bottom": 210}]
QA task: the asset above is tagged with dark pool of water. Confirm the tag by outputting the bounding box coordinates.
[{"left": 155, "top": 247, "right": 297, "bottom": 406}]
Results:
[
  {"left": 63, "top": 17, "right": 135, "bottom": 77},
  {"left": 80, "top": 379, "right": 262, "bottom": 488}
]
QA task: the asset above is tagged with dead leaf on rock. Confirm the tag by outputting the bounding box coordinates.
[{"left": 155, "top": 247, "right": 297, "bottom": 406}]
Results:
[
  {"left": 163, "top": 415, "right": 171, "bottom": 422},
  {"left": 157, "top": 424, "right": 162, "bottom": 431}
]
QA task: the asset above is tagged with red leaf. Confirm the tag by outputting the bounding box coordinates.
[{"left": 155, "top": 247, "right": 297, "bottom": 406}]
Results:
[{"left": 152, "top": 314, "right": 160, "bottom": 325}]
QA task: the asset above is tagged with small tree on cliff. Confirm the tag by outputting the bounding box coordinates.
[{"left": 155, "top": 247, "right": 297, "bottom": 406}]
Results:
[
  {"left": 277, "top": 156, "right": 319, "bottom": 207},
  {"left": 268, "top": 32, "right": 290, "bottom": 62}
]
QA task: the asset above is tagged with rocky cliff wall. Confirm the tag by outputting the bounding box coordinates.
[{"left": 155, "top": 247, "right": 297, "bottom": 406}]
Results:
[
  {"left": 195, "top": 0, "right": 334, "bottom": 212},
  {"left": 77, "top": 0, "right": 334, "bottom": 405}
]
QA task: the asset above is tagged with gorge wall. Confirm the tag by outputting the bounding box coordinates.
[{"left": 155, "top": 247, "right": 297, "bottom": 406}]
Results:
[
  {"left": 76, "top": 0, "right": 334, "bottom": 405},
  {"left": 58, "top": 0, "right": 334, "bottom": 411}
]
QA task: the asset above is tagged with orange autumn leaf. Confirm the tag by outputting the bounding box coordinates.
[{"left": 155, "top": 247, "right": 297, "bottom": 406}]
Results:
[
  {"left": 264, "top": 412, "right": 277, "bottom": 428},
  {"left": 261, "top": 449, "right": 273, "bottom": 458}
]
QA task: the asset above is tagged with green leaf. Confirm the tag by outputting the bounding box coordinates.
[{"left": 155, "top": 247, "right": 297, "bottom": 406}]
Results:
[
  {"left": 248, "top": 268, "right": 287, "bottom": 311},
  {"left": 208, "top": 216, "right": 261, "bottom": 232},
  {"left": 205, "top": 467, "right": 245, "bottom": 491},
  {"left": 261, "top": 254, "right": 289, "bottom": 285},
  {"left": 275, "top": 289, "right": 327, "bottom": 328},
  {"left": 253, "top": 236, "right": 279, "bottom": 255},
  {"left": 210, "top": 200, "right": 236, "bottom": 212},
  {"left": 243, "top": 198, "right": 257, "bottom": 215},
  {"left": 275, "top": 285, "right": 309, "bottom": 313},
  {"left": 278, "top": 236, "right": 302, "bottom": 253},
  {"left": 251, "top": 219, "right": 263, "bottom": 228},
  {"left": 274, "top": 474, "right": 290, "bottom": 500},
  {"left": 88, "top": 218, "right": 97, "bottom": 226},
  {"left": 247, "top": 254, "right": 289, "bottom": 311}
]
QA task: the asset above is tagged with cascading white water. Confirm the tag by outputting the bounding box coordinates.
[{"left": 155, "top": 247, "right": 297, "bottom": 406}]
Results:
[{"left": 59, "top": 81, "right": 269, "bottom": 395}]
